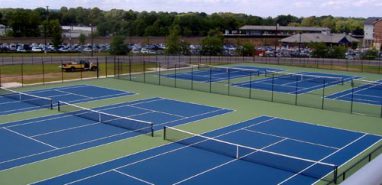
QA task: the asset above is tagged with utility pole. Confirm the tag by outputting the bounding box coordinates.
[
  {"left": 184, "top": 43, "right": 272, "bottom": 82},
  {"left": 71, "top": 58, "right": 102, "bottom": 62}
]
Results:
[
  {"left": 274, "top": 24, "right": 279, "bottom": 57},
  {"left": 44, "top": 6, "right": 49, "bottom": 54},
  {"left": 90, "top": 24, "right": 94, "bottom": 57}
]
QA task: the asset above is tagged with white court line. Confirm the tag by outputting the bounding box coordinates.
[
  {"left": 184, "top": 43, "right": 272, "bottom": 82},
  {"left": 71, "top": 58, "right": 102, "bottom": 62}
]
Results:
[
  {"left": 63, "top": 117, "right": 275, "bottom": 185},
  {"left": 2, "top": 127, "right": 58, "bottom": 149},
  {"left": 242, "top": 129, "right": 339, "bottom": 150},
  {"left": 278, "top": 134, "right": 368, "bottom": 185},
  {"left": 312, "top": 138, "right": 382, "bottom": 185},
  {"left": 0, "top": 103, "right": 232, "bottom": 171},
  {"left": 54, "top": 89, "right": 92, "bottom": 99},
  {"left": 113, "top": 170, "right": 155, "bottom": 185},
  {"left": 328, "top": 81, "right": 381, "bottom": 100},
  {"left": 172, "top": 138, "right": 288, "bottom": 185},
  {"left": 30, "top": 122, "right": 101, "bottom": 138},
  {"left": 30, "top": 116, "right": 273, "bottom": 184}
]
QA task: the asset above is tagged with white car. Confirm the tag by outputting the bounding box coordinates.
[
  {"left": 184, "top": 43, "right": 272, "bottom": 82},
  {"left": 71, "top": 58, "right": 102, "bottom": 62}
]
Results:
[{"left": 31, "top": 47, "right": 43, "bottom": 52}]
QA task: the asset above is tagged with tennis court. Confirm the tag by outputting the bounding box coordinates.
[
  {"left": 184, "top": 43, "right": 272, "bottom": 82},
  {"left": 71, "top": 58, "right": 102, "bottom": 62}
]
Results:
[
  {"left": 34, "top": 116, "right": 381, "bottom": 185},
  {"left": 163, "top": 66, "right": 282, "bottom": 82},
  {"left": 233, "top": 72, "right": 356, "bottom": 94},
  {"left": 0, "top": 85, "right": 133, "bottom": 115},
  {"left": 327, "top": 80, "right": 382, "bottom": 105},
  {"left": 0, "top": 97, "right": 231, "bottom": 171}
]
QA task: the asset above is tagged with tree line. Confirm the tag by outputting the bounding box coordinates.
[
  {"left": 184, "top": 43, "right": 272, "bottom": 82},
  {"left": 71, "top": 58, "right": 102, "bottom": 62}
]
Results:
[{"left": 0, "top": 7, "right": 365, "bottom": 38}]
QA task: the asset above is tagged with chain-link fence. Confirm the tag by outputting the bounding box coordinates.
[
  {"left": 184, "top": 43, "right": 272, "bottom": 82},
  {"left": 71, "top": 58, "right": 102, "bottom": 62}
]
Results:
[{"left": 113, "top": 55, "right": 382, "bottom": 119}]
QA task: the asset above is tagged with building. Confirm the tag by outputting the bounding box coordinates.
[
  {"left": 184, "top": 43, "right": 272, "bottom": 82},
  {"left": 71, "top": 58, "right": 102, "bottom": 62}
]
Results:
[
  {"left": 225, "top": 25, "right": 330, "bottom": 38},
  {"left": 61, "top": 26, "right": 96, "bottom": 39},
  {"left": 280, "top": 33, "right": 359, "bottom": 46},
  {"left": 363, "top": 17, "right": 382, "bottom": 49},
  {"left": 374, "top": 21, "right": 382, "bottom": 50}
]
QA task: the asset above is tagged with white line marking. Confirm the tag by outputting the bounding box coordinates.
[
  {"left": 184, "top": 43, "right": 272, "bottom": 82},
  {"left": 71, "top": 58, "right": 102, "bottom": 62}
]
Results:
[
  {"left": 278, "top": 134, "right": 368, "bottom": 185},
  {"left": 173, "top": 138, "right": 288, "bottom": 185},
  {"left": 2, "top": 127, "right": 58, "bottom": 149},
  {"left": 243, "top": 129, "right": 339, "bottom": 150}
]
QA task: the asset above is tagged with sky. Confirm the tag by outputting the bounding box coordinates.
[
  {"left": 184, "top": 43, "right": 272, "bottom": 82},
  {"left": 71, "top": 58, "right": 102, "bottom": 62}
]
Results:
[{"left": 0, "top": 0, "right": 380, "bottom": 18}]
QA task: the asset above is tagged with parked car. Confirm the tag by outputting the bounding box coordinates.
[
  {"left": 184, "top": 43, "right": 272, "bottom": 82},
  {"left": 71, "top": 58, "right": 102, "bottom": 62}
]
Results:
[{"left": 60, "top": 59, "right": 98, "bottom": 72}]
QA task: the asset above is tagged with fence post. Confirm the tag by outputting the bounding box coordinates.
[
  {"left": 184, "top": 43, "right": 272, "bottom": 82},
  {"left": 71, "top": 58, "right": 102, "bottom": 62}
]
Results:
[
  {"left": 191, "top": 65, "right": 194, "bottom": 90},
  {"left": 227, "top": 69, "right": 231, "bottom": 96},
  {"left": 249, "top": 72, "right": 253, "bottom": 99},
  {"left": 60, "top": 58, "right": 63, "bottom": 83},
  {"left": 209, "top": 68, "right": 212, "bottom": 93},
  {"left": 129, "top": 56, "right": 132, "bottom": 80},
  {"left": 0, "top": 57, "right": 2, "bottom": 87},
  {"left": 295, "top": 76, "right": 298, "bottom": 105},
  {"left": 321, "top": 80, "right": 326, "bottom": 110},
  {"left": 21, "top": 56, "right": 24, "bottom": 86},
  {"left": 158, "top": 62, "right": 161, "bottom": 85},
  {"left": 174, "top": 64, "right": 177, "bottom": 88},
  {"left": 271, "top": 74, "right": 275, "bottom": 102},
  {"left": 350, "top": 83, "right": 354, "bottom": 114},
  {"left": 143, "top": 59, "right": 146, "bottom": 83},
  {"left": 42, "top": 57, "right": 45, "bottom": 84},
  {"left": 105, "top": 56, "right": 108, "bottom": 77},
  {"left": 96, "top": 57, "right": 99, "bottom": 79}
]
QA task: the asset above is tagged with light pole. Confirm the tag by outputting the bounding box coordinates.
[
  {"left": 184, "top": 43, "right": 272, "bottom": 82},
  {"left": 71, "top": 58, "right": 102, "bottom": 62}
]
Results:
[
  {"left": 90, "top": 24, "right": 94, "bottom": 57},
  {"left": 274, "top": 24, "right": 279, "bottom": 57},
  {"left": 44, "top": 6, "right": 49, "bottom": 54}
]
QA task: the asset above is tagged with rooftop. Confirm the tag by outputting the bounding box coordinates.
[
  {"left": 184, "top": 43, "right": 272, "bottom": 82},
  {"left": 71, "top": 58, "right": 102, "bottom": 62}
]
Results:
[
  {"left": 280, "top": 33, "right": 359, "bottom": 44},
  {"left": 239, "top": 25, "right": 330, "bottom": 32}
]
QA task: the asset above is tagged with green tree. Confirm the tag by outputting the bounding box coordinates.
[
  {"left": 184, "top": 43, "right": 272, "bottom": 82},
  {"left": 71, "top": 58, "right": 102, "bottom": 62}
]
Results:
[
  {"left": 309, "top": 42, "right": 329, "bottom": 58},
  {"left": 201, "top": 36, "right": 223, "bottom": 55},
  {"left": 79, "top": 33, "right": 86, "bottom": 45},
  {"left": 165, "top": 26, "right": 181, "bottom": 55},
  {"left": 110, "top": 35, "right": 128, "bottom": 55},
  {"left": 49, "top": 20, "right": 63, "bottom": 50},
  {"left": 327, "top": 46, "right": 347, "bottom": 59},
  {"left": 179, "top": 40, "right": 190, "bottom": 55},
  {"left": 238, "top": 42, "right": 255, "bottom": 56}
]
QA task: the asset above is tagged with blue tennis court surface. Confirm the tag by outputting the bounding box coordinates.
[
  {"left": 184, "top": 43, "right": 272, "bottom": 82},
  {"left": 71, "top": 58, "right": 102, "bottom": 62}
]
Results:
[
  {"left": 163, "top": 66, "right": 282, "bottom": 82},
  {"left": 0, "top": 97, "right": 231, "bottom": 171},
  {"left": 233, "top": 72, "right": 356, "bottom": 94},
  {"left": 327, "top": 80, "right": 382, "bottom": 105},
  {"left": 34, "top": 116, "right": 381, "bottom": 185},
  {"left": 0, "top": 85, "right": 133, "bottom": 115}
]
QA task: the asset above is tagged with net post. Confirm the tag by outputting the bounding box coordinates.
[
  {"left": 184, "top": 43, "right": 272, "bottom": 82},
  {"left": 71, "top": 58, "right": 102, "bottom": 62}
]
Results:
[
  {"left": 50, "top": 99, "right": 53, "bottom": 110},
  {"left": 333, "top": 166, "right": 338, "bottom": 184},
  {"left": 57, "top": 101, "right": 61, "bottom": 112},
  {"left": 150, "top": 124, "right": 154, "bottom": 137},
  {"left": 236, "top": 145, "right": 239, "bottom": 159},
  {"left": 163, "top": 126, "right": 167, "bottom": 140}
]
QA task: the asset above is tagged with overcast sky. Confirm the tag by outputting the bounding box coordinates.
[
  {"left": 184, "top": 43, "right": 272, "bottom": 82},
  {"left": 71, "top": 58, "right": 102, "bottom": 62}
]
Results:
[{"left": 0, "top": 0, "right": 380, "bottom": 18}]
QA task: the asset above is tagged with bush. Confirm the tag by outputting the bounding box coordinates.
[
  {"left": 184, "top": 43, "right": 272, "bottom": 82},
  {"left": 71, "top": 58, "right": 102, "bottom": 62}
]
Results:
[{"left": 361, "top": 48, "right": 379, "bottom": 60}]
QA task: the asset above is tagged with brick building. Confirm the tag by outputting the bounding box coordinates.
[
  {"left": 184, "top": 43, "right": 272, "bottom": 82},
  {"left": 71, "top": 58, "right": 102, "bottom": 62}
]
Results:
[{"left": 363, "top": 17, "right": 382, "bottom": 50}]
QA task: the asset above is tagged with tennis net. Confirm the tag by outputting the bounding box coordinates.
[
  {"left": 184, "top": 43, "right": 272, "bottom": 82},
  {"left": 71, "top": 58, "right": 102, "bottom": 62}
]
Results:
[
  {"left": 58, "top": 101, "right": 154, "bottom": 136},
  {"left": 265, "top": 71, "right": 345, "bottom": 85},
  {"left": 198, "top": 64, "right": 262, "bottom": 76},
  {"left": 351, "top": 79, "right": 382, "bottom": 91},
  {"left": 0, "top": 87, "right": 53, "bottom": 109},
  {"left": 164, "top": 126, "right": 338, "bottom": 183}
]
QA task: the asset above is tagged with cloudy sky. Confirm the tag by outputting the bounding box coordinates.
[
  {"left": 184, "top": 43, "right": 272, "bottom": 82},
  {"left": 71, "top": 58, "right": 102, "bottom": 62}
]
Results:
[{"left": 0, "top": 0, "right": 380, "bottom": 17}]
